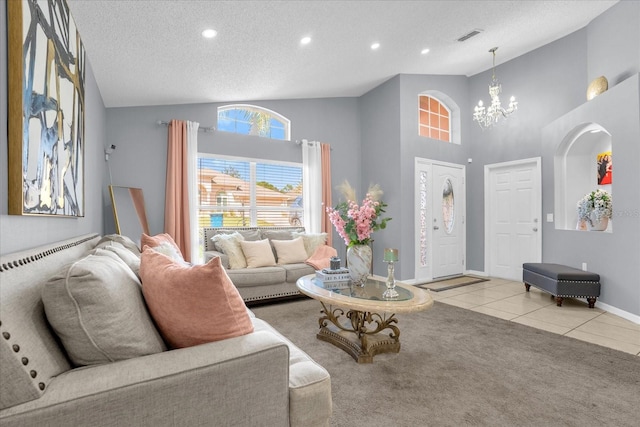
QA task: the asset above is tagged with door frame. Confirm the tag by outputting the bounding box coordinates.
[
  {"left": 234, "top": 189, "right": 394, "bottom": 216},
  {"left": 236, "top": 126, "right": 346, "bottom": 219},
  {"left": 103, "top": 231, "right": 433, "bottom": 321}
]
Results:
[
  {"left": 484, "top": 157, "right": 542, "bottom": 278},
  {"left": 414, "top": 157, "right": 466, "bottom": 283}
]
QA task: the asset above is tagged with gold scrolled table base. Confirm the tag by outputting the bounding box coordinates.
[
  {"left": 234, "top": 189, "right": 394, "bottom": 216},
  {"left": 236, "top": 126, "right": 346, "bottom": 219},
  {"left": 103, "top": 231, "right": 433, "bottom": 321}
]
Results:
[
  {"left": 296, "top": 274, "right": 433, "bottom": 363},
  {"left": 317, "top": 302, "right": 400, "bottom": 363}
]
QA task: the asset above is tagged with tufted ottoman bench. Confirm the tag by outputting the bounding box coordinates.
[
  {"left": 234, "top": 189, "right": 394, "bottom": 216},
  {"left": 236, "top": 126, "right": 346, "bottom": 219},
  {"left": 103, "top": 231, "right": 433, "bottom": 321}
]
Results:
[{"left": 522, "top": 263, "right": 601, "bottom": 308}]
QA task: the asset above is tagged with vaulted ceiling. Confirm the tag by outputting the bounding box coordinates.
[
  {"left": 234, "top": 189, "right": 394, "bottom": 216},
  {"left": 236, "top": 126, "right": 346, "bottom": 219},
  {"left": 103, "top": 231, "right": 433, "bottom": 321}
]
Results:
[{"left": 66, "top": 0, "right": 618, "bottom": 108}]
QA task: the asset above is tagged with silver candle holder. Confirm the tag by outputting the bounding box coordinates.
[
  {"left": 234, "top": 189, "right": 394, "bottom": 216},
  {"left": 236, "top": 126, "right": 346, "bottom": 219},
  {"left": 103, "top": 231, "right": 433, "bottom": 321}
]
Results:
[{"left": 382, "top": 248, "right": 399, "bottom": 299}]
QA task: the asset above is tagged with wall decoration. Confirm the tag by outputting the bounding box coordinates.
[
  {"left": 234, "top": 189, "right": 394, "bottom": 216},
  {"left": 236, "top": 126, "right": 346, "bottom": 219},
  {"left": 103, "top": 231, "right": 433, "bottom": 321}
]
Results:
[
  {"left": 596, "top": 151, "right": 612, "bottom": 185},
  {"left": 586, "top": 76, "right": 608, "bottom": 101},
  {"left": 8, "top": 0, "right": 86, "bottom": 217}
]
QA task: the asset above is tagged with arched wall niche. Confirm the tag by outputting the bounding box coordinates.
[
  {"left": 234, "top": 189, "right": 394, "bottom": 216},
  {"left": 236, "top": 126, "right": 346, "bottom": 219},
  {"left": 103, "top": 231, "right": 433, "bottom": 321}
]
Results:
[{"left": 554, "top": 122, "right": 612, "bottom": 231}]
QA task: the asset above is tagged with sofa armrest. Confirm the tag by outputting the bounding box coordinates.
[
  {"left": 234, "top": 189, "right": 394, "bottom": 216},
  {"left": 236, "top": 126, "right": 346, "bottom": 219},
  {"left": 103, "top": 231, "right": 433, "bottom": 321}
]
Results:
[
  {"left": 204, "top": 249, "right": 230, "bottom": 268},
  {"left": 0, "top": 331, "right": 290, "bottom": 427}
]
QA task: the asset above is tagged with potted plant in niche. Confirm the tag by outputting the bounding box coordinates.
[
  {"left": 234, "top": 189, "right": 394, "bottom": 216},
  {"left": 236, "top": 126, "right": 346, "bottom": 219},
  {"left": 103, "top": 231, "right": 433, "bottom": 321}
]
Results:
[
  {"left": 326, "top": 181, "right": 391, "bottom": 285},
  {"left": 577, "top": 189, "right": 612, "bottom": 231}
]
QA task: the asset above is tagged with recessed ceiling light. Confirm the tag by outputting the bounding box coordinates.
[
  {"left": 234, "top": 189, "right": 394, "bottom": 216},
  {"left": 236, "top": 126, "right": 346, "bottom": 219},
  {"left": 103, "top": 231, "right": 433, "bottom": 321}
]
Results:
[
  {"left": 300, "top": 36, "right": 311, "bottom": 45},
  {"left": 421, "top": 48, "right": 430, "bottom": 55},
  {"left": 371, "top": 42, "right": 380, "bottom": 50},
  {"left": 201, "top": 29, "right": 217, "bottom": 39}
]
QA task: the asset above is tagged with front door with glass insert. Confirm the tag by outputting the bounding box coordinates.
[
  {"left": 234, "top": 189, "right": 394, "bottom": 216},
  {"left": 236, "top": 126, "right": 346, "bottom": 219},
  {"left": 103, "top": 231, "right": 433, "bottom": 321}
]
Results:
[
  {"left": 432, "top": 164, "right": 464, "bottom": 278},
  {"left": 415, "top": 159, "right": 465, "bottom": 282}
]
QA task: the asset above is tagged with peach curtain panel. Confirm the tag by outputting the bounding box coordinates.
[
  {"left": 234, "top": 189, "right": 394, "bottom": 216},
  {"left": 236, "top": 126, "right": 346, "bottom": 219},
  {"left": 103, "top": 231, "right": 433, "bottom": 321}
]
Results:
[
  {"left": 321, "top": 143, "right": 332, "bottom": 247},
  {"left": 164, "top": 120, "right": 196, "bottom": 262}
]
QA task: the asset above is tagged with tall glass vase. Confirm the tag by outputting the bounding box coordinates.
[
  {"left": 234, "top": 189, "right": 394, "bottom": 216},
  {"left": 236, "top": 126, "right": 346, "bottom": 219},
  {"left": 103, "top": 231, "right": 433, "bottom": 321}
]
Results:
[{"left": 347, "top": 244, "right": 372, "bottom": 286}]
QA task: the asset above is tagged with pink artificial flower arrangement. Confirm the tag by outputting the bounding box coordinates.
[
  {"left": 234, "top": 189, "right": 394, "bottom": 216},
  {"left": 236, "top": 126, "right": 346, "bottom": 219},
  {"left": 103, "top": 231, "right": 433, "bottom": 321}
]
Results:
[{"left": 326, "top": 181, "right": 391, "bottom": 247}]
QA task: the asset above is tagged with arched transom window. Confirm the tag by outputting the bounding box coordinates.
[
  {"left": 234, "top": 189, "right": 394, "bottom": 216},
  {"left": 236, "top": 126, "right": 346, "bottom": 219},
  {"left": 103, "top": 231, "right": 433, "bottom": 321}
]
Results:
[
  {"left": 217, "top": 104, "right": 291, "bottom": 141},
  {"left": 419, "top": 95, "right": 451, "bottom": 143}
]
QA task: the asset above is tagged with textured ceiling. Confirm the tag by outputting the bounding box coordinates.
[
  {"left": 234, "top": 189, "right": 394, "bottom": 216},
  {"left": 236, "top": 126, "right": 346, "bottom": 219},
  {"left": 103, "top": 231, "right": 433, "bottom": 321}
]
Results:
[{"left": 66, "top": 0, "right": 618, "bottom": 108}]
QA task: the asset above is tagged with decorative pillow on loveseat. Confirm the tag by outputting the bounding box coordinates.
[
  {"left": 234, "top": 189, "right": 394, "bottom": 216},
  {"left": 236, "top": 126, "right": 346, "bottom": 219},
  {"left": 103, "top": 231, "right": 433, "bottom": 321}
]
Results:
[
  {"left": 292, "top": 232, "right": 328, "bottom": 257},
  {"left": 212, "top": 232, "right": 247, "bottom": 269},
  {"left": 239, "top": 239, "right": 277, "bottom": 268},
  {"left": 41, "top": 249, "right": 167, "bottom": 367},
  {"left": 272, "top": 237, "right": 308, "bottom": 265},
  {"left": 140, "top": 249, "right": 254, "bottom": 348}
]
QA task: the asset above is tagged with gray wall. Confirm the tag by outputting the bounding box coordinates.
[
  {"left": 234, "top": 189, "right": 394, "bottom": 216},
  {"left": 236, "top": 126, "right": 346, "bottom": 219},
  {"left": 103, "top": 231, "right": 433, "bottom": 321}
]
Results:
[
  {"left": 358, "top": 76, "right": 402, "bottom": 277},
  {"left": 542, "top": 75, "right": 640, "bottom": 315},
  {"left": 0, "top": 4, "right": 107, "bottom": 255},
  {"left": 463, "top": 1, "right": 640, "bottom": 315},
  {"left": 105, "top": 98, "right": 361, "bottom": 247}
]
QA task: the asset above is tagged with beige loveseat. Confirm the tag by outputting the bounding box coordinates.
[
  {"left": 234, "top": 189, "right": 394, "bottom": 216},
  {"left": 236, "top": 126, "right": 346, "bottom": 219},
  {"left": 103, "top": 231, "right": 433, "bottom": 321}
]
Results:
[
  {"left": 203, "top": 226, "right": 323, "bottom": 304},
  {"left": 0, "top": 234, "right": 332, "bottom": 426}
]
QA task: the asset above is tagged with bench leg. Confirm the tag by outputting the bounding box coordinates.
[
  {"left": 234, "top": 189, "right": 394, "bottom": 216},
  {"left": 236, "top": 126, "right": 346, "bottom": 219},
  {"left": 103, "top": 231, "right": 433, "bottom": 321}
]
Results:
[
  {"left": 555, "top": 296, "right": 563, "bottom": 307},
  {"left": 587, "top": 297, "right": 597, "bottom": 309},
  {"left": 524, "top": 283, "right": 531, "bottom": 292}
]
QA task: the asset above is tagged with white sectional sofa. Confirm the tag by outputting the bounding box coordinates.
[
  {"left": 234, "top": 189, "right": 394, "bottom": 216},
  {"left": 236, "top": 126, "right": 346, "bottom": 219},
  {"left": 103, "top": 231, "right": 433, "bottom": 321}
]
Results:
[{"left": 0, "top": 234, "right": 332, "bottom": 426}]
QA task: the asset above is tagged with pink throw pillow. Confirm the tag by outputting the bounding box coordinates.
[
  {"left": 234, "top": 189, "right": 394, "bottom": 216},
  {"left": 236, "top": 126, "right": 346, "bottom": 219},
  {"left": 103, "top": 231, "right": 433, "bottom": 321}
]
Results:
[{"left": 139, "top": 248, "right": 253, "bottom": 349}]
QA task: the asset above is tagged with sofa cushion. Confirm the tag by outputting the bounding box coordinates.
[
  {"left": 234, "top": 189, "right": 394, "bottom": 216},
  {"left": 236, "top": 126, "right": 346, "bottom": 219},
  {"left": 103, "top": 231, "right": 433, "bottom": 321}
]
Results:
[
  {"left": 41, "top": 249, "right": 167, "bottom": 367},
  {"left": 210, "top": 229, "right": 261, "bottom": 251},
  {"left": 240, "top": 239, "right": 277, "bottom": 268},
  {"left": 226, "top": 267, "right": 287, "bottom": 287},
  {"left": 292, "top": 232, "right": 328, "bottom": 257},
  {"left": 281, "top": 263, "right": 316, "bottom": 283},
  {"left": 0, "top": 235, "right": 100, "bottom": 410},
  {"left": 251, "top": 318, "right": 332, "bottom": 426},
  {"left": 272, "top": 237, "right": 308, "bottom": 265},
  {"left": 95, "top": 239, "right": 141, "bottom": 276},
  {"left": 212, "top": 232, "right": 247, "bottom": 269},
  {"left": 261, "top": 229, "right": 294, "bottom": 241},
  {"left": 97, "top": 234, "right": 142, "bottom": 256},
  {"left": 140, "top": 249, "right": 254, "bottom": 349}
]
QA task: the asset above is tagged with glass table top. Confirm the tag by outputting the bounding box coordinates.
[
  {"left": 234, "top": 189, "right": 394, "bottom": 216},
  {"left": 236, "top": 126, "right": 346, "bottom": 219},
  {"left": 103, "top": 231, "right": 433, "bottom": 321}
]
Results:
[{"left": 311, "top": 276, "right": 414, "bottom": 302}]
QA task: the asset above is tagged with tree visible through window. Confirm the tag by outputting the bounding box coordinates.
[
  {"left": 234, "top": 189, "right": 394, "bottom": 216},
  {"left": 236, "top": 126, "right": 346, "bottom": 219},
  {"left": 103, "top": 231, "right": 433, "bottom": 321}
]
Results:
[
  {"left": 419, "top": 95, "right": 451, "bottom": 142},
  {"left": 217, "top": 104, "right": 290, "bottom": 141},
  {"left": 197, "top": 155, "right": 303, "bottom": 229}
]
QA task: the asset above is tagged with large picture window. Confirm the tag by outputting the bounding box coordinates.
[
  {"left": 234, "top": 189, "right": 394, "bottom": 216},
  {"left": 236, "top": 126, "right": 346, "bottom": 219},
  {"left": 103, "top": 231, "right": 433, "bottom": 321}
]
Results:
[
  {"left": 217, "top": 104, "right": 290, "bottom": 141},
  {"left": 197, "top": 155, "right": 303, "bottom": 229}
]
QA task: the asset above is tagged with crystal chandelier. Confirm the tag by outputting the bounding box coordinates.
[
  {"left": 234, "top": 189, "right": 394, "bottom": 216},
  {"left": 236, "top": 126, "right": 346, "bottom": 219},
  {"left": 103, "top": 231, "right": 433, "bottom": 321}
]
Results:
[{"left": 473, "top": 47, "right": 518, "bottom": 129}]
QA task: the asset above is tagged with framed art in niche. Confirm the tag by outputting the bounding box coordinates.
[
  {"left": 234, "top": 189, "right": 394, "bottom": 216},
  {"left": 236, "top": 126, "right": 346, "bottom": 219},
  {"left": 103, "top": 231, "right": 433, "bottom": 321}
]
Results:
[
  {"left": 8, "top": 0, "right": 86, "bottom": 217},
  {"left": 596, "top": 151, "right": 612, "bottom": 185}
]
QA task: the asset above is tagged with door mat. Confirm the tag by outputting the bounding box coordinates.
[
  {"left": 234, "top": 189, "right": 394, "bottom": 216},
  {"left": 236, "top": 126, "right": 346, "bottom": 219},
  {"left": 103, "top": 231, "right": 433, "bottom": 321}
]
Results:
[{"left": 416, "top": 275, "right": 489, "bottom": 292}]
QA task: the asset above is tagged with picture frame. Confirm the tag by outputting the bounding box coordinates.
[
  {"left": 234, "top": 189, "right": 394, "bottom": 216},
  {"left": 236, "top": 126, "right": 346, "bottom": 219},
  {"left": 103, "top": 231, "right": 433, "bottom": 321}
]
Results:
[
  {"left": 8, "top": 0, "right": 86, "bottom": 217},
  {"left": 596, "top": 151, "right": 612, "bottom": 185}
]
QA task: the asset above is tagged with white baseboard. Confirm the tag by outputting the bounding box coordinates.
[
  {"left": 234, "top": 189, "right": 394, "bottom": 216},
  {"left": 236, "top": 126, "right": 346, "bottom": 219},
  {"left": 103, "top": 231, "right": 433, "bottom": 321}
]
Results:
[
  {"left": 595, "top": 301, "right": 640, "bottom": 325},
  {"left": 464, "top": 269, "right": 487, "bottom": 277}
]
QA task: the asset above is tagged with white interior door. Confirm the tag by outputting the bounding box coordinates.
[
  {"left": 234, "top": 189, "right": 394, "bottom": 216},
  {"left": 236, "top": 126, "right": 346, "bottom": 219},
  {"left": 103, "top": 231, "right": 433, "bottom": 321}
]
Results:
[
  {"left": 432, "top": 164, "right": 464, "bottom": 278},
  {"left": 485, "top": 158, "right": 542, "bottom": 280},
  {"left": 414, "top": 159, "right": 465, "bottom": 282}
]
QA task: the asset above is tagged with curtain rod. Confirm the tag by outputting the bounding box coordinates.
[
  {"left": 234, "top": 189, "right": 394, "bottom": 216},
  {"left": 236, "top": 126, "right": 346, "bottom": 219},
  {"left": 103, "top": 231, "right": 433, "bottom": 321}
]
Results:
[{"left": 156, "top": 120, "right": 216, "bottom": 133}]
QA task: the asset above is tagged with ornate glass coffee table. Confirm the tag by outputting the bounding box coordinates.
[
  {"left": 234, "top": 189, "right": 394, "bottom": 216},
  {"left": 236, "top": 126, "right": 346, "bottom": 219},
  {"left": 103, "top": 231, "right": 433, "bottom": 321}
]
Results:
[{"left": 296, "top": 274, "right": 434, "bottom": 363}]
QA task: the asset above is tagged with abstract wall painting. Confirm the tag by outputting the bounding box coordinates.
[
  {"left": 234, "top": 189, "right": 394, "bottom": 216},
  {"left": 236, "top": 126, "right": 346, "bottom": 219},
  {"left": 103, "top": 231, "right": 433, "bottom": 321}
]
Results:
[
  {"left": 597, "top": 151, "right": 612, "bottom": 186},
  {"left": 8, "top": 0, "right": 85, "bottom": 217}
]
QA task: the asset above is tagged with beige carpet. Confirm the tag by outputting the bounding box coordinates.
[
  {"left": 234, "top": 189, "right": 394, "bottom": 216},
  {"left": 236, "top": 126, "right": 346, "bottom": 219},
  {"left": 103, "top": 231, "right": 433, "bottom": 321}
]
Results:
[
  {"left": 416, "top": 274, "right": 489, "bottom": 292},
  {"left": 253, "top": 298, "right": 640, "bottom": 427}
]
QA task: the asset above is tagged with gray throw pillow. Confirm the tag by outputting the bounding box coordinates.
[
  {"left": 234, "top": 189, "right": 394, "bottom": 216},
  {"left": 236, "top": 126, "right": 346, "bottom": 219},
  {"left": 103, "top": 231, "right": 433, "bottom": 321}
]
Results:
[
  {"left": 42, "top": 249, "right": 166, "bottom": 366},
  {"left": 96, "top": 240, "right": 141, "bottom": 276}
]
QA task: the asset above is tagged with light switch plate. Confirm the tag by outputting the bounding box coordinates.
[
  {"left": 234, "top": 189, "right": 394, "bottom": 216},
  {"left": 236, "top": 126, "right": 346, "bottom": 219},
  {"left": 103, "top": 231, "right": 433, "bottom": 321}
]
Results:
[{"left": 546, "top": 213, "right": 554, "bottom": 222}]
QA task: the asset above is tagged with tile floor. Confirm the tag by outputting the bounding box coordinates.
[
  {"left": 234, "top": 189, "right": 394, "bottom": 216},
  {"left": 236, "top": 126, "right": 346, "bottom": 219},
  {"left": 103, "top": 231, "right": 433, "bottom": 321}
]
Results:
[{"left": 428, "top": 277, "right": 640, "bottom": 356}]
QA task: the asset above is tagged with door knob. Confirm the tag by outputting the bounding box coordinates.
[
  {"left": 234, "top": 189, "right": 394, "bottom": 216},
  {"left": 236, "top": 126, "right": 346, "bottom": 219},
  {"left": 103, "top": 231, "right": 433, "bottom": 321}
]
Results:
[{"left": 533, "top": 227, "right": 538, "bottom": 232}]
